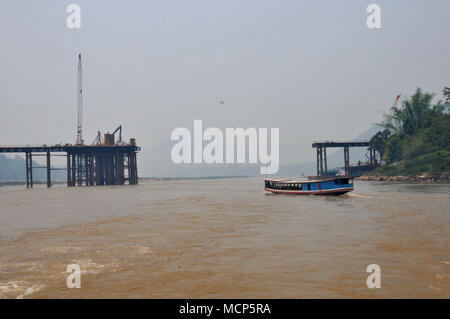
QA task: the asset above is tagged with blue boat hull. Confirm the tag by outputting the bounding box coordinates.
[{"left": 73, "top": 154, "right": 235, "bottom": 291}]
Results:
[{"left": 264, "top": 177, "right": 354, "bottom": 196}]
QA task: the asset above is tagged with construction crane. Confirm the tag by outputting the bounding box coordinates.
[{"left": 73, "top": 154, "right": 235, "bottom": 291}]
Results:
[
  {"left": 113, "top": 125, "right": 122, "bottom": 143},
  {"left": 76, "top": 54, "right": 83, "bottom": 145},
  {"left": 392, "top": 94, "right": 401, "bottom": 108},
  {"left": 92, "top": 131, "right": 102, "bottom": 145}
]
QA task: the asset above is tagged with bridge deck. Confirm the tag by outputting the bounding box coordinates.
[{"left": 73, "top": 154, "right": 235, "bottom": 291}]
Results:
[
  {"left": 0, "top": 145, "right": 140, "bottom": 153},
  {"left": 312, "top": 141, "right": 370, "bottom": 148}
]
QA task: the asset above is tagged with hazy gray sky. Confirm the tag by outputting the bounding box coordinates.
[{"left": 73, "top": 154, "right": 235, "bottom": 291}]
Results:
[{"left": 0, "top": 1, "right": 449, "bottom": 176}]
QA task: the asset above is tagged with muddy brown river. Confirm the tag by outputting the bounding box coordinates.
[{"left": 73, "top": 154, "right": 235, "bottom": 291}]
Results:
[{"left": 0, "top": 178, "right": 448, "bottom": 298}]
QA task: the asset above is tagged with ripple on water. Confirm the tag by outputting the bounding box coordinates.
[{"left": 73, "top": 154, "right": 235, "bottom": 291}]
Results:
[{"left": 0, "top": 281, "right": 44, "bottom": 299}]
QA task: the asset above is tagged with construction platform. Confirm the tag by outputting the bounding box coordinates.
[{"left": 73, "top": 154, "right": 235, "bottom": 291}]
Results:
[
  {"left": 311, "top": 140, "right": 378, "bottom": 177},
  {"left": 0, "top": 143, "right": 140, "bottom": 188}
]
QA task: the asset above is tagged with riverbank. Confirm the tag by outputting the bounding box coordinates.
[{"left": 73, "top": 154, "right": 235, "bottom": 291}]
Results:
[{"left": 357, "top": 173, "right": 449, "bottom": 182}]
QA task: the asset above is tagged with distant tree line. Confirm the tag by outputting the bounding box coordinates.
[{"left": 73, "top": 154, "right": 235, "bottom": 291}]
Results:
[{"left": 370, "top": 87, "right": 450, "bottom": 175}]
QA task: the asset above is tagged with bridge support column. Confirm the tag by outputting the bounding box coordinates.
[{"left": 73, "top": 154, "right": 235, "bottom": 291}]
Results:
[
  {"left": 134, "top": 151, "right": 138, "bottom": 184},
  {"left": 26, "top": 153, "right": 29, "bottom": 188},
  {"left": 344, "top": 146, "right": 350, "bottom": 176},
  {"left": 105, "top": 153, "right": 112, "bottom": 185},
  {"left": 116, "top": 152, "right": 125, "bottom": 185},
  {"left": 316, "top": 148, "right": 320, "bottom": 176},
  {"left": 127, "top": 151, "right": 138, "bottom": 185},
  {"left": 67, "top": 153, "right": 72, "bottom": 186},
  {"left": 71, "top": 154, "right": 76, "bottom": 186},
  {"left": 46, "top": 151, "right": 51, "bottom": 188},
  {"left": 319, "top": 147, "right": 323, "bottom": 176},
  {"left": 95, "top": 154, "right": 103, "bottom": 186},
  {"left": 25, "top": 152, "right": 33, "bottom": 188},
  {"left": 90, "top": 154, "right": 95, "bottom": 186}
]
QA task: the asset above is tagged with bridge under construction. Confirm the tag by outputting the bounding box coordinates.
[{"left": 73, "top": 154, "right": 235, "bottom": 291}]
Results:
[
  {"left": 312, "top": 140, "right": 379, "bottom": 177},
  {"left": 0, "top": 139, "right": 140, "bottom": 188},
  {"left": 0, "top": 54, "right": 140, "bottom": 188}
]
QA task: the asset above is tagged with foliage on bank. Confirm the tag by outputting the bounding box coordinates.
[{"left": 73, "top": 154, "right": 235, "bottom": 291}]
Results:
[{"left": 370, "top": 87, "right": 450, "bottom": 176}]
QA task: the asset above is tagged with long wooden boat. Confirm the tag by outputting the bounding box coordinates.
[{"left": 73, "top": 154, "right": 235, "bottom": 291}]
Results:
[{"left": 264, "top": 176, "right": 354, "bottom": 196}]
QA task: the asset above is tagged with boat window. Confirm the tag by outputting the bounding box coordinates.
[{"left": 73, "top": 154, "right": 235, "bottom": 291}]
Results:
[{"left": 334, "top": 179, "right": 351, "bottom": 185}]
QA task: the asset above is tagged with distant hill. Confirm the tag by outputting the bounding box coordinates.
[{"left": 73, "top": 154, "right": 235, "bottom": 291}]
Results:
[
  {"left": 0, "top": 155, "right": 27, "bottom": 181},
  {"left": 0, "top": 154, "right": 65, "bottom": 182}
]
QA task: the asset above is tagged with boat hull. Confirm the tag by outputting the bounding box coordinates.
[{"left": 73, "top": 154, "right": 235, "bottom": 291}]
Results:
[
  {"left": 264, "top": 187, "right": 353, "bottom": 196},
  {"left": 264, "top": 177, "right": 354, "bottom": 196}
]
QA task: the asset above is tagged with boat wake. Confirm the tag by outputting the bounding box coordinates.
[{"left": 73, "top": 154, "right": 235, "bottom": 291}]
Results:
[{"left": 347, "top": 193, "right": 374, "bottom": 199}]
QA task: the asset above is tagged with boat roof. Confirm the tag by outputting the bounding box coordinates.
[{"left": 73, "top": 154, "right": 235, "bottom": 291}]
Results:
[{"left": 265, "top": 176, "right": 351, "bottom": 184}]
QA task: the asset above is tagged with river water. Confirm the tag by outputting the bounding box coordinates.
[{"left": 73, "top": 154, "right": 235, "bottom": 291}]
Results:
[{"left": 0, "top": 178, "right": 448, "bottom": 298}]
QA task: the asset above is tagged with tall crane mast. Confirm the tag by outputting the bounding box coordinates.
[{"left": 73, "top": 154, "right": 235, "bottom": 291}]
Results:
[
  {"left": 393, "top": 94, "right": 401, "bottom": 108},
  {"left": 76, "top": 54, "right": 83, "bottom": 145}
]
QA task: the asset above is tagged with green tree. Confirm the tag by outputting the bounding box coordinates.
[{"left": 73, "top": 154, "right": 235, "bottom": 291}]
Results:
[
  {"left": 371, "top": 87, "right": 450, "bottom": 175},
  {"left": 381, "top": 88, "right": 434, "bottom": 135},
  {"left": 369, "top": 129, "right": 390, "bottom": 159}
]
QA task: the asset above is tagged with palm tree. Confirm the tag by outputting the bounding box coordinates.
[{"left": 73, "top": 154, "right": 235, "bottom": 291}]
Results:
[{"left": 381, "top": 88, "right": 434, "bottom": 135}]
